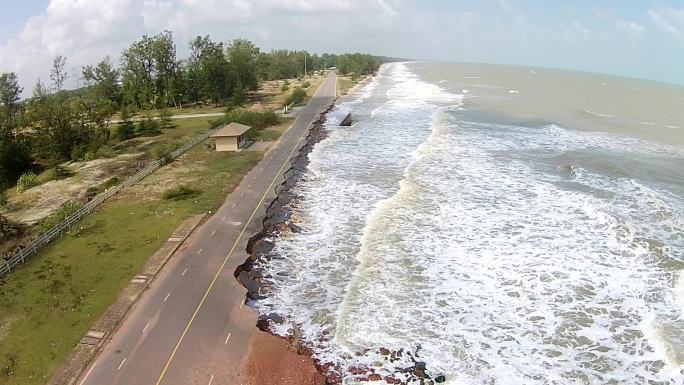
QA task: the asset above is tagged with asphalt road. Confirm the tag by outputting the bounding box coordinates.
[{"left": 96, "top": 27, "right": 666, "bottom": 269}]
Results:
[{"left": 79, "top": 71, "right": 337, "bottom": 385}]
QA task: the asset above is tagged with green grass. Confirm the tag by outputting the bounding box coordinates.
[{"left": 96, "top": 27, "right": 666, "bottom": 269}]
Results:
[
  {"left": 337, "top": 76, "right": 355, "bottom": 95},
  {"left": 111, "top": 117, "right": 213, "bottom": 155},
  {"left": 162, "top": 185, "right": 200, "bottom": 201},
  {"left": 0, "top": 149, "right": 261, "bottom": 385},
  {"left": 248, "top": 129, "right": 281, "bottom": 142}
]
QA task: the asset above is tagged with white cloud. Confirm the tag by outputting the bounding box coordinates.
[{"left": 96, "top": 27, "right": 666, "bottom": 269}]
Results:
[
  {"left": 649, "top": 8, "right": 684, "bottom": 39},
  {"left": 560, "top": 11, "right": 644, "bottom": 46},
  {"left": 0, "top": 0, "right": 407, "bottom": 92}
]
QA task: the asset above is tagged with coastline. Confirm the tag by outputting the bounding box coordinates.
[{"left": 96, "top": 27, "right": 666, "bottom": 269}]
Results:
[
  {"left": 234, "top": 105, "right": 333, "bottom": 385},
  {"left": 234, "top": 70, "right": 441, "bottom": 385}
]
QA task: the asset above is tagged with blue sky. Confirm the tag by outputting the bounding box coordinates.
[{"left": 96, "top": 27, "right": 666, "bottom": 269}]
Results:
[{"left": 1, "top": 0, "right": 683, "bottom": 90}]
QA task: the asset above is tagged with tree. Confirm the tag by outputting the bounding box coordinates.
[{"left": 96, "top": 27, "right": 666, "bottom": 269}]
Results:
[
  {"left": 0, "top": 74, "right": 31, "bottom": 186},
  {"left": 50, "top": 55, "right": 68, "bottom": 92},
  {"left": 82, "top": 56, "right": 121, "bottom": 106},
  {"left": 121, "top": 32, "right": 180, "bottom": 108},
  {"left": 158, "top": 108, "right": 174, "bottom": 130},
  {"left": 151, "top": 31, "right": 179, "bottom": 107},
  {"left": 226, "top": 39, "right": 260, "bottom": 91},
  {"left": 115, "top": 107, "right": 135, "bottom": 141},
  {"left": 121, "top": 35, "right": 155, "bottom": 108},
  {"left": 188, "top": 35, "right": 230, "bottom": 105},
  {"left": 0, "top": 72, "right": 22, "bottom": 127},
  {"left": 0, "top": 120, "right": 32, "bottom": 186}
]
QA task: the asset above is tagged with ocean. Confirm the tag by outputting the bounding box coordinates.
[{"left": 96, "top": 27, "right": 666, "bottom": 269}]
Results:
[{"left": 253, "top": 62, "right": 684, "bottom": 384}]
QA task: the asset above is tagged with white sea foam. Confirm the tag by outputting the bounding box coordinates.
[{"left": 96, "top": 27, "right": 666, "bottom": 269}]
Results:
[
  {"left": 585, "top": 109, "right": 617, "bottom": 118},
  {"left": 254, "top": 62, "right": 684, "bottom": 385}
]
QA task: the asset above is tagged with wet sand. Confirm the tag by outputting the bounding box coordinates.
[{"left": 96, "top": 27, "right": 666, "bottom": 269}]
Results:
[{"left": 236, "top": 329, "right": 326, "bottom": 385}]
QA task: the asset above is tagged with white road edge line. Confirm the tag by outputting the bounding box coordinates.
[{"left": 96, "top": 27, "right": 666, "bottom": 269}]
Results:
[
  {"left": 164, "top": 293, "right": 170, "bottom": 302},
  {"left": 117, "top": 358, "right": 127, "bottom": 370},
  {"left": 224, "top": 332, "right": 231, "bottom": 345},
  {"left": 208, "top": 374, "right": 215, "bottom": 385},
  {"left": 239, "top": 302, "right": 244, "bottom": 309},
  {"left": 181, "top": 268, "right": 187, "bottom": 276},
  {"left": 78, "top": 362, "right": 97, "bottom": 385},
  {"left": 210, "top": 230, "right": 216, "bottom": 237},
  {"left": 142, "top": 322, "right": 150, "bottom": 334}
]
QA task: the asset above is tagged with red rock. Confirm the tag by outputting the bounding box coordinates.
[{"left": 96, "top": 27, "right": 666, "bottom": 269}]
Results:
[{"left": 368, "top": 373, "right": 382, "bottom": 381}]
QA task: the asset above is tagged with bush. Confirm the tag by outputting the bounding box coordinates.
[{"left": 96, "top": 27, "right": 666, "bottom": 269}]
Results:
[
  {"left": 103, "top": 177, "right": 119, "bottom": 189},
  {"left": 225, "top": 109, "right": 279, "bottom": 130},
  {"left": 36, "top": 201, "right": 82, "bottom": 234},
  {"left": 286, "top": 87, "right": 307, "bottom": 106},
  {"left": 158, "top": 108, "right": 174, "bottom": 130},
  {"left": 302, "top": 81, "right": 311, "bottom": 88},
  {"left": 162, "top": 185, "right": 200, "bottom": 201},
  {"left": 137, "top": 116, "right": 161, "bottom": 136},
  {"left": 53, "top": 165, "right": 73, "bottom": 179},
  {"left": 150, "top": 142, "right": 177, "bottom": 164},
  {"left": 70, "top": 145, "right": 88, "bottom": 161},
  {"left": 96, "top": 146, "right": 115, "bottom": 158},
  {"left": 16, "top": 172, "right": 37, "bottom": 194},
  {"left": 280, "top": 83, "right": 289, "bottom": 92},
  {"left": 0, "top": 190, "right": 7, "bottom": 206}
]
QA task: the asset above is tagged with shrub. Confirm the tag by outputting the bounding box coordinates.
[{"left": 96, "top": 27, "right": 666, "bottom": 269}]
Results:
[
  {"left": 83, "top": 151, "right": 96, "bottom": 162},
  {"left": 150, "top": 142, "right": 177, "bottom": 164},
  {"left": 158, "top": 108, "right": 174, "bottom": 130},
  {"left": 70, "top": 145, "right": 88, "bottom": 161},
  {"left": 280, "top": 83, "right": 289, "bottom": 92},
  {"left": 103, "top": 177, "right": 119, "bottom": 189},
  {"left": 96, "top": 146, "right": 115, "bottom": 158},
  {"left": 225, "top": 109, "right": 279, "bottom": 130},
  {"left": 53, "top": 166, "right": 73, "bottom": 179},
  {"left": 36, "top": 201, "right": 82, "bottom": 234},
  {"left": 16, "top": 172, "right": 37, "bottom": 194},
  {"left": 162, "top": 185, "right": 200, "bottom": 201},
  {"left": 286, "top": 87, "right": 307, "bottom": 106},
  {"left": 302, "top": 81, "right": 311, "bottom": 88},
  {"left": 137, "top": 116, "right": 161, "bottom": 136},
  {"left": 0, "top": 190, "right": 7, "bottom": 206}
]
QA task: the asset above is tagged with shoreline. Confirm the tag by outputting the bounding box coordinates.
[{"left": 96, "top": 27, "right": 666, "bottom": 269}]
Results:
[
  {"left": 234, "top": 70, "right": 440, "bottom": 385},
  {"left": 234, "top": 104, "right": 334, "bottom": 385}
]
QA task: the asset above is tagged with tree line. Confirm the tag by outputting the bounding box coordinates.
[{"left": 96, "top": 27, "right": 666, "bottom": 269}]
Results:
[{"left": 0, "top": 31, "right": 384, "bottom": 190}]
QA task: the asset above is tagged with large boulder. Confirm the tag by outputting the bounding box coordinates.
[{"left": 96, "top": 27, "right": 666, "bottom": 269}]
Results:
[{"left": 339, "top": 113, "right": 353, "bottom": 126}]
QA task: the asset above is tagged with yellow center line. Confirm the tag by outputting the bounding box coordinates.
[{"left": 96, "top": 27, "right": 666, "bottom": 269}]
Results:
[{"left": 154, "top": 75, "right": 334, "bottom": 385}]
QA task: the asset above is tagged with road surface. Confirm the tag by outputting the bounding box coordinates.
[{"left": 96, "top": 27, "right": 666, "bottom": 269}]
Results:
[{"left": 79, "top": 71, "right": 337, "bottom": 385}]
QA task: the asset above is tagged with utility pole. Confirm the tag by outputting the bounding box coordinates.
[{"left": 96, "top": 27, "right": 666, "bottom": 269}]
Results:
[{"left": 304, "top": 51, "right": 307, "bottom": 77}]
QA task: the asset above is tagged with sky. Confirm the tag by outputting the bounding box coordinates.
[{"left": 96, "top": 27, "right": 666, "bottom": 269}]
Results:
[{"left": 1, "top": 0, "right": 684, "bottom": 93}]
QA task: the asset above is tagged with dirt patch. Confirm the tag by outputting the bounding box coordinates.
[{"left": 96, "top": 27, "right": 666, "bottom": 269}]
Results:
[
  {"left": 0, "top": 316, "right": 21, "bottom": 342},
  {"left": 117, "top": 152, "right": 208, "bottom": 201},
  {"left": 236, "top": 330, "right": 326, "bottom": 385},
  {"left": 3, "top": 153, "right": 143, "bottom": 225}
]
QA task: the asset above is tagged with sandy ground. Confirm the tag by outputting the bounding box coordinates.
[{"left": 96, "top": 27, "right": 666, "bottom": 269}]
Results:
[
  {"left": 236, "top": 329, "right": 326, "bottom": 385},
  {"left": 2, "top": 153, "right": 143, "bottom": 225}
]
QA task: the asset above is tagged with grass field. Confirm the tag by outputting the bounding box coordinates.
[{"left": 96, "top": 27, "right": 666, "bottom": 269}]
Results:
[
  {"left": 0, "top": 143, "right": 261, "bottom": 384},
  {"left": 246, "top": 117, "right": 293, "bottom": 143},
  {"left": 337, "top": 76, "right": 355, "bottom": 95}
]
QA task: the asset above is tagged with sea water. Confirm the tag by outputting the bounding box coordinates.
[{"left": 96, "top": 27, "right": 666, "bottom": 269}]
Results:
[{"left": 253, "top": 62, "right": 684, "bottom": 384}]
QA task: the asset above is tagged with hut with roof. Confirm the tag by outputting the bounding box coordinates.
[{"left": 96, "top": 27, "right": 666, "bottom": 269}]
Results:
[{"left": 210, "top": 122, "right": 251, "bottom": 151}]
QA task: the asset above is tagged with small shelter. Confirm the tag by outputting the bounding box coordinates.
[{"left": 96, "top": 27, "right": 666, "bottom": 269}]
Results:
[{"left": 210, "top": 122, "right": 251, "bottom": 152}]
